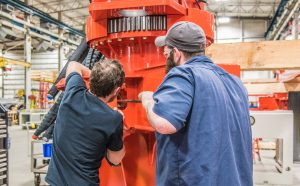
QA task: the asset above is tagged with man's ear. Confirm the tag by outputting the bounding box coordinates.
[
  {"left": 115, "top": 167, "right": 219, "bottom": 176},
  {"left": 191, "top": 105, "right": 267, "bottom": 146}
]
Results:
[
  {"left": 113, "top": 87, "right": 121, "bottom": 96},
  {"left": 173, "top": 47, "right": 181, "bottom": 62}
]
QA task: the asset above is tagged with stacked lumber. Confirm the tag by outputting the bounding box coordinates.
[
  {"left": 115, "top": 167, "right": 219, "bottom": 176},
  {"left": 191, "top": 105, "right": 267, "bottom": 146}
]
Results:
[
  {"left": 206, "top": 40, "right": 300, "bottom": 94},
  {"left": 31, "top": 70, "right": 58, "bottom": 83}
]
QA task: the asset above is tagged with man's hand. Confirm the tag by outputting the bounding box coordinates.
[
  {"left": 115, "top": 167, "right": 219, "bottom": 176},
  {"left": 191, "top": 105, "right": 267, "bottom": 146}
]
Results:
[
  {"left": 138, "top": 91, "right": 154, "bottom": 109},
  {"left": 123, "top": 125, "right": 135, "bottom": 139},
  {"left": 66, "top": 61, "right": 91, "bottom": 78}
]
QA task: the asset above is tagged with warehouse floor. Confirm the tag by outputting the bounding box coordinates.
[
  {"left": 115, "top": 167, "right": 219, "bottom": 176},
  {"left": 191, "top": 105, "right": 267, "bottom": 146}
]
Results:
[{"left": 7, "top": 126, "right": 300, "bottom": 186}]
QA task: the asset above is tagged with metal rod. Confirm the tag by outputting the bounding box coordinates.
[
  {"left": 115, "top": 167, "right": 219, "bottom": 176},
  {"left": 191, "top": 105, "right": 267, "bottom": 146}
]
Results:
[{"left": 117, "top": 99, "right": 141, "bottom": 103}]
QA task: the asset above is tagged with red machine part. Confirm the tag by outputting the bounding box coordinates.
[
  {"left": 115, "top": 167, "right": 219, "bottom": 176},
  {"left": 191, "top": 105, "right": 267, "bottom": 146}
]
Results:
[
  {"left": 259, "top": 93, "right": 288, "bottom": 110},
  {"left": 86, "top": 1, "right": 240, "bottom": 185},
  {"left": 249, "top": 93, "right": 288, "bottom": 111}
]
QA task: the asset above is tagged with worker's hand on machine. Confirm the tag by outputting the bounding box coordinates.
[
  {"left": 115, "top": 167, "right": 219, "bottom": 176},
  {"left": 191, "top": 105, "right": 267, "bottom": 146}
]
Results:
[
  {"left": 138, "top": 91, "right": 154, "bottom": 109},
  {"left": 123, "top": 125, "right": 135, "bottom": 140},
  {"left": 114, "top": 107, "right": 135, "bottom": 139}
]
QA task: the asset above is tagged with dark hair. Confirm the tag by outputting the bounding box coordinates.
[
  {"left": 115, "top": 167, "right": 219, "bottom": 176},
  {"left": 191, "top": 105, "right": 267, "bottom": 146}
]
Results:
[{"left": 90, "top": 59, "right": 125, "bottom": 98}]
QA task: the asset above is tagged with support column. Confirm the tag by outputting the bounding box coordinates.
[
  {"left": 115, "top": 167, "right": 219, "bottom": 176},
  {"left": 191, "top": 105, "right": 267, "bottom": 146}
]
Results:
[
  {"left": 58, "top": 12, "right": 64, "bottom": 71},
  {"left": 82, "top": 22, "right": 86, "bottom": 33},
  {"left": 58, "top": 44, "right": 64, "bottom": 71},
  {"left": 240, "top": 19, "right": 244, "bottom": 42},
  {"left": 293, "top": 11, "right": 299, "bottom": 40},
  {"left": 0, "top": 49, "right": 3, "bottom": 98},
  {"left": 24, "top": 18, "right": 31, "bottom": 110},
  {"left": 214, "top": 15, "right": 218, "bottom": 43}
]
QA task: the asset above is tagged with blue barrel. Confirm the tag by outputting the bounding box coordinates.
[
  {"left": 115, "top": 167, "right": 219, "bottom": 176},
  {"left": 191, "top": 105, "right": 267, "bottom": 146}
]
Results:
[{"left": 43, "top": 143, "right": 52, "bottom": 158}]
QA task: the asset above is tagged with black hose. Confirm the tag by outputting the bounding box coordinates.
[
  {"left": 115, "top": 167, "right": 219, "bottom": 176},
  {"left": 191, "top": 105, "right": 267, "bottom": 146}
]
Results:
[
  {"left": 48, "top": 38, "right": 89, "bottom": 97},
  {"left": 33, "top": 92, "right": 64, "bottom": 137},
  {"left": 33, "top": 46, "right": 103, "bottom": 139},
  {"left": 195, "top": 0, "right": 207, "bottom": 9},
  {"left": 42, "top": 123, "right": 55, "bottom": 142}
]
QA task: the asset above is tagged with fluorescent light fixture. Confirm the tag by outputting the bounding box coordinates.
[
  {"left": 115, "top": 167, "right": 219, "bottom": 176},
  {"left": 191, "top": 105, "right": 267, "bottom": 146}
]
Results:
[
  {"left": 218, "top": 17, "right": 230, "bottom": 24},
  {"left": 119, "top": 9, "right": 147, "bottom": 17},
  {"left": 215, "top": 0, "right": 228, "bottom": 1}
]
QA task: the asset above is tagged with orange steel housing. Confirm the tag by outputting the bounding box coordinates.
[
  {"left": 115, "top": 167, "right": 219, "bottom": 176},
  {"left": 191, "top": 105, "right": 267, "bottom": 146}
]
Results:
[{"left": 86, "top": 1, "right": 241, "bottom": 185}]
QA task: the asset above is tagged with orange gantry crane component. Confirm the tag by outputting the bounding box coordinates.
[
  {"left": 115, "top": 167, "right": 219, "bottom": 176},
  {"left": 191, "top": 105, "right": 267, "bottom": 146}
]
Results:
[{"left": 86, "top": 1, "right": 240, "bottom": 185}]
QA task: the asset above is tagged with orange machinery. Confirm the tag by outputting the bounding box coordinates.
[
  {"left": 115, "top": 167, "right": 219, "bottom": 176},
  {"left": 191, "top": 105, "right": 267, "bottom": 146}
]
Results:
[{"left": 86, "top": 0, "right": 240, "bottom": 185}]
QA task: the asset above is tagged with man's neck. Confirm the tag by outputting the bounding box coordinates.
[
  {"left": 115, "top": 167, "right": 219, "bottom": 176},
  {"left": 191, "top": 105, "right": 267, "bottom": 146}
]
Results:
[
  {"left": 99, "top": 97, "right": 109, "bottom": 103},
  {"left": 89, "top": 90, "right": 109, "bottom": 103},
  {"left": 181, "top": 54, "right": 205, "bottom": 65}
]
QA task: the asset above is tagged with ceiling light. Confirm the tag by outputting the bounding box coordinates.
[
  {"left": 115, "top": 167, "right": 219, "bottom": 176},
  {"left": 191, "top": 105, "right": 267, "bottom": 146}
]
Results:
[
  {"left": 218, "top": 17, "right": 230, "bottom": 24},
  {"left": 215, "top": 0, "right": 228, "bottom": 1},
  {"left": 119, "top": 9, "right": 147, "bottom": 17}
]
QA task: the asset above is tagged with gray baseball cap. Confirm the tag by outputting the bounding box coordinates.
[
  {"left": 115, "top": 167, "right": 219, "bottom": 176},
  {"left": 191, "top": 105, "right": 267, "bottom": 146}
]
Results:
[{"left": 155, "top": 21, "right": 206, "bottom": 52}]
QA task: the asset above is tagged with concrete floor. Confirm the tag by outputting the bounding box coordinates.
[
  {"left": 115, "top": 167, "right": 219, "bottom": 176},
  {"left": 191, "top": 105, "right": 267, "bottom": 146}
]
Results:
[
  {"left": 7, "top": 126, "right": 300, "bottom": 186},
  {"left": 254, "top": 150, "right": 300, "bottom": 186},
  {"left": 9, "top": 126, "right": 47, "bottom": 186}
]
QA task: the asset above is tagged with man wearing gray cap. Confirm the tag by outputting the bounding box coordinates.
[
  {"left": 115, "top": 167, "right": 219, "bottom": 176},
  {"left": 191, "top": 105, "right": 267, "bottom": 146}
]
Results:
[{"left": 139, "top": 21, "right": 252, "bottom": 185}]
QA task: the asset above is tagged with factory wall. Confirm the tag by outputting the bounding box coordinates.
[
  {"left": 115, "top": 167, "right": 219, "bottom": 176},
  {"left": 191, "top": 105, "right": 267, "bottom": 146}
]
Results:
[
  {"left": 215, "top": 18, "right": 268, "bottom": 43},
  {"left": 2, "top": 50, "right": 65, "bottom": 99},
  {"left": 215, "top": 18, "right": 272, "bottom": 79}
]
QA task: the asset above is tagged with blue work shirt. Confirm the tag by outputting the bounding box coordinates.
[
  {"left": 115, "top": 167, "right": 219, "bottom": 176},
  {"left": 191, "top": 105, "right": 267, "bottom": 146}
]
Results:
[{"left": 153, "top": 56, "right": 253, "bottom": 186}]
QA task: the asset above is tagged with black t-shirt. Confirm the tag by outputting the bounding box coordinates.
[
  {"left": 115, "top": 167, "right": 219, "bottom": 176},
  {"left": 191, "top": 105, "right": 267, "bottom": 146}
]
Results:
[{"left": 46, "top": 72, "right": 123, "bottom": 186}]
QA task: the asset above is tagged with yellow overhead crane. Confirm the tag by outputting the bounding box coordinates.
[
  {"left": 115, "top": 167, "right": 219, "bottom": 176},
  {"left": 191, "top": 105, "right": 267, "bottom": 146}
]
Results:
[{"left": 0, "top": 56, "right": 31, "bottom": 69}]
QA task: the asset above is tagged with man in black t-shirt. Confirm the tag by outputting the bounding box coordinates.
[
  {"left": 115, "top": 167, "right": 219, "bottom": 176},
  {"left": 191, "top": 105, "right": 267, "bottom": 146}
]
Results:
[{"left": 46, "top": 59, "right": 125, "bottom": 186}]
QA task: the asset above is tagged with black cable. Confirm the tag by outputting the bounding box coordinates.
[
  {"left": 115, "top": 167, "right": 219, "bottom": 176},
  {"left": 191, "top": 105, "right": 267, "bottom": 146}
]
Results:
[
  {"left": 195, "top": 0, "right": 207, "bottom": 10},
  {"left": 48, "top": 38, "right": 89, "bottom": 97},
  {"left": 33, "top": 47, "right": 103, "bottom": 140}
]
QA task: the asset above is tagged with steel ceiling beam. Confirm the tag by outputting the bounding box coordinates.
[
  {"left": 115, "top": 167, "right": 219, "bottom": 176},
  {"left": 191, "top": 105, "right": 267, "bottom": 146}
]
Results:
[
  {"left": 33, "top": 0, "right": 86, "bottom": 30},
  {"left": 265, "top": 0, "right": 300, "bottom": 40},
  {"left": 48, "top": 6, "right": 88, "bottom": 14},
  {"left": 206, "top": 1, "right": 280, "bottom": 18},
  {"left": 0, "top": 0, "right": 85, "bottom": 37}
]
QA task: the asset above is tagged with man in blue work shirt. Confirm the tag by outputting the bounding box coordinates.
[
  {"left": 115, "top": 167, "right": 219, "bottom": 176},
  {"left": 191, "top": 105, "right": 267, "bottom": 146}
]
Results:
[
  {"left": 46, "top": 59, "right": 125, "bottom": 185},
  {"left": 139, "top": 21, "right": 253, "bottom": 185}
]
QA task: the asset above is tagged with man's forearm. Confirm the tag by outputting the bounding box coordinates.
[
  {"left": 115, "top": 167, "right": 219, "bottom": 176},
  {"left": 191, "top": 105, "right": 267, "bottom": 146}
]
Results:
[
  {"left": 144, "top": 101, "right": 157, "bottom": 129},
  {"left": 139, "top": 91, "right": 177, "bottom": 134},
  {"left": 144, "top": 101, "right": 177, "bottom": 134}
]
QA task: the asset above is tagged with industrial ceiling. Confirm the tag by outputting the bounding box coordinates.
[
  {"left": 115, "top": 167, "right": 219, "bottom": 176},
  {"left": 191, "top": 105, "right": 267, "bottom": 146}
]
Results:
[
  {"left": 207, "top": 0, "right": 281, "bottom": 18},
  {"left": 0, "top": 0, "right": 283, "bottom": 52},
  {"left": 24, "top": 0, "right": 281, "bottom": 30}
]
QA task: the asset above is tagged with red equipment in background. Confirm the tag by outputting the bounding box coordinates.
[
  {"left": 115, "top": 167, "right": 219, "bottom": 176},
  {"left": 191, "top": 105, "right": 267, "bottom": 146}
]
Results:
[
  {"left": 249, "top": 93, "right": 288, "bottom": 111},
  {"left": 38, "top": 81, "right": 49, "bottom": 109},
  {"left": 86, "top": 1, "right": 240, "bottom": 185}
]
